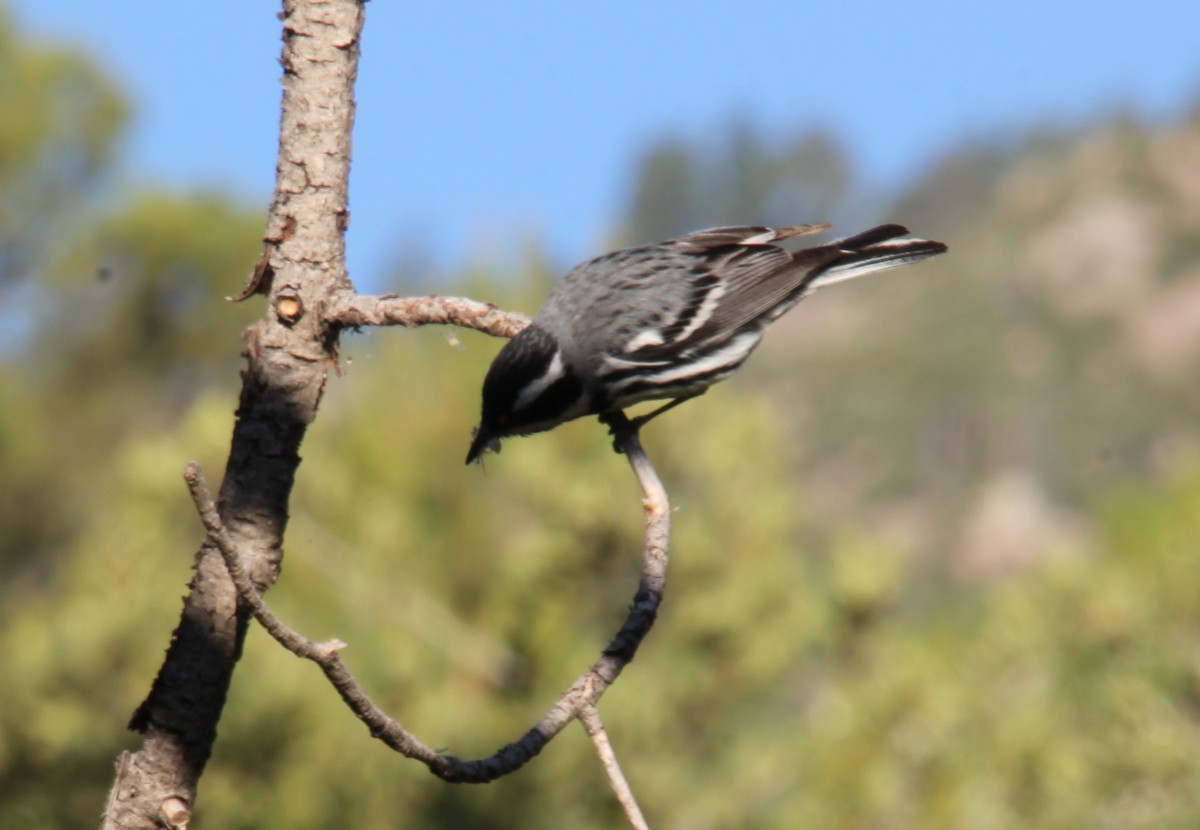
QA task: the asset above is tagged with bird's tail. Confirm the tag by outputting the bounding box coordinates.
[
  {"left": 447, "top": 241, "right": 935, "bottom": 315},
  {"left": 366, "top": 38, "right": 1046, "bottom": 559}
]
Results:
[{"left": 808, "top": 224, "right": 948, "bottom": 290}]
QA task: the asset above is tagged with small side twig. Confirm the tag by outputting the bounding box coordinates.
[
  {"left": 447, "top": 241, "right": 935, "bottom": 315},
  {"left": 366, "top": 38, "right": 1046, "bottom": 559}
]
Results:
[
  {"left": 182, "top": 411, "right": 670, "bottom": 783},
  {"left": 580, "top": 705, "right": 650, "bottom": 830},
  {"left": 327, "top": 293, "right": 531, "bottom": 339}
]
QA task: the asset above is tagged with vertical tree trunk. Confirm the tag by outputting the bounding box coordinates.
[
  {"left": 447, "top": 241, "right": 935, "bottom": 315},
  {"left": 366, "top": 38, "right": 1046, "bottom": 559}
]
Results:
[{"left": 101, "top": 2, "right": 365, "bottom": 826}]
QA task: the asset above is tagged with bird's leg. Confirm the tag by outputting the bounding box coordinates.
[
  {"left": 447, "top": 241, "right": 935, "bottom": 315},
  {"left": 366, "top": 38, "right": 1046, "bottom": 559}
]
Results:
[
  {"left": 599, "top": 410, "right": 637, "bottom": 455},
  {"left": 628, "top": 392, "right": 704, "bottom": 430},
  {"left": 599, "top": 394, "right": 704, "bottom": 455}
]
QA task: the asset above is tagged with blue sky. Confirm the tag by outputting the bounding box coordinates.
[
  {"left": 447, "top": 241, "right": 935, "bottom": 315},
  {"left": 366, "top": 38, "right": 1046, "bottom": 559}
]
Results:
[{"left": 11, "top": 1, "right": 1200, "bottom": 288}]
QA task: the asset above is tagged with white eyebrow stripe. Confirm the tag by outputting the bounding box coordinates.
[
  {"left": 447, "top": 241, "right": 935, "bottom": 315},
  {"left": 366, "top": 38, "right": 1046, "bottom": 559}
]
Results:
[{"left": 513, "top": 350, "right": 567, "bottom": 412}]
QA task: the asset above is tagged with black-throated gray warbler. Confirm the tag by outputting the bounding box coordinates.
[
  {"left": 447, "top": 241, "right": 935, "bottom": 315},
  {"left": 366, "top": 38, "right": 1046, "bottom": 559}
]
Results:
[{"left": 467, "top": 222, "right": 946, "bottom": 463}]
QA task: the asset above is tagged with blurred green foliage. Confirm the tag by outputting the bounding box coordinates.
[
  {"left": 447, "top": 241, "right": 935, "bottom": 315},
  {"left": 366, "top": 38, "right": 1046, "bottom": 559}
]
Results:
[
  {"left": 0, "top": 5, "right": 125, "bottom": 287},
  {"left": 3, "top": 6, "right": 1200, "bottom": 828}
]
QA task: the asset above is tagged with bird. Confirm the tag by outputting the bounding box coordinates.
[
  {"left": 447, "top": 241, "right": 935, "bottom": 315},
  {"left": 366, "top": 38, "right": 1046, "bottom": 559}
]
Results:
[{"left": 466, "top": 222, "right": 947, "bottom": 464}]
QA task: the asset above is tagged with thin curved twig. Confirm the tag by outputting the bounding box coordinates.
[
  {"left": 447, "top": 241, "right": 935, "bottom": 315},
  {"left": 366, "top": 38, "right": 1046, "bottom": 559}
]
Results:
[
  {"left": 184, "top": 410, "right": 670, "bottom": 783},
  {"left": 580, "top": 705, "right": 650, "bottom": 830}
]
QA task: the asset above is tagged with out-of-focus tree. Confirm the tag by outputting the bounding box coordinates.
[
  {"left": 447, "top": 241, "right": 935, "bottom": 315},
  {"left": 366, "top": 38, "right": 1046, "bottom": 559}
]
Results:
[
  {"left": 754, "top": 105, "right": 1200, "bottom": 577},
  {"left": 0, "top": 190, "right": 261, "bottom": 582},
  {"left": 0, "top": 6, "right": 126, "bottom": 286},
  {"left": 621, "top": 120, "right": 854, "bottom": 244},
  {"left": 625, "top": 137, "right": 700, "bottom": 245},
  {"left": 37, "top": 191, "right": 262, "bottom": 411},
  {"left": 0, "top": 6, "right": 261, "bottom": 585}
]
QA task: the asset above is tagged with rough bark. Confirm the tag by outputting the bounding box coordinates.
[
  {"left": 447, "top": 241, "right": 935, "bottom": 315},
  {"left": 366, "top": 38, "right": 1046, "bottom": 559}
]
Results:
[{"left": 102, "top": 2, "right": 364, "bottom": 826}]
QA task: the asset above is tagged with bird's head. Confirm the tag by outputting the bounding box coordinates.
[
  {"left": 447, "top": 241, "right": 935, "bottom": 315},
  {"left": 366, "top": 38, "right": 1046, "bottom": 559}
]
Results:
[{"left": 465, "top": 324, "right": 588, "bottom": 464}]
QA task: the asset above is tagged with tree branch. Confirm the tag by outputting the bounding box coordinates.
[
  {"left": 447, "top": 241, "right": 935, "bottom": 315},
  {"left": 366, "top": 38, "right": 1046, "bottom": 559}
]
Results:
[
  {"left": 182, "top": 411, "right": 670, "bottom": 784},
  {"left": 580, "top": 705, "right": 651, "bottom": 830},
  {"left": 102, "top": 2, "right": 366, "bottom": 827},
  {"left": 328, "top": 293, "right": 531, "bottom": 338}
]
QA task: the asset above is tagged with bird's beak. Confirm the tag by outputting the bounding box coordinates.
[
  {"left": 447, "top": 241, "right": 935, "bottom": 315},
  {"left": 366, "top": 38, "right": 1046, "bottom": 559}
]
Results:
[{"left": 465, "top": 427, "right": 501, "bottom": 465}]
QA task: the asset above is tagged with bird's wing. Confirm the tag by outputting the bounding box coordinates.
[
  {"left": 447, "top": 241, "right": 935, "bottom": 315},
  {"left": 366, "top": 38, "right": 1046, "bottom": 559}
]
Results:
[
  {"left": 616, "top": 223, "right": 945, "bottom": 363},
  {"left": 614, "top": 225, "right": 837, "bottom": 361},
  {"left": 672, "top": 223, "right": 949, "bottom": 353},
  {"left": 671, "top": 223, "right": 829, "bottom": 251}
]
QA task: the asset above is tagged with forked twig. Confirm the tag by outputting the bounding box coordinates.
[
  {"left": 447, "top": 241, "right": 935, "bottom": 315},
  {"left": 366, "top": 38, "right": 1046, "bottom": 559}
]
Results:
[{"left": 183, "top": 410, "right": 669, "bottom": 783}]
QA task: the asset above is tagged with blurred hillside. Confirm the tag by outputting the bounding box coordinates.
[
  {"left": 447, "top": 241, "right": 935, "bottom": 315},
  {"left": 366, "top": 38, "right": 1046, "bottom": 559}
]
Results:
[
  {"left": 617, "top": 108, "right": 1200, "bottom": 580},
  {"left": 2, "top": 6, "right": 1200, "bottom": 828},
  {"left": 772, "top": 106, "right": 1200, "bottom": 580}
]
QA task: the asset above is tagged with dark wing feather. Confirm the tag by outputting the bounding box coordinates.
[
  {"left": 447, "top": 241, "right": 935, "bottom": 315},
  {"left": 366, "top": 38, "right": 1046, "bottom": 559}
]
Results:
[
  {"left": 620, "top": 223, "right": 934, "bottom": 363},
  {"left": 672, "top": 223, "right": 829, "bottom": 252},
  {"left": 695, "top": 245, "right": 839, "bottom": 335},
  {"left": 612, "top": 226, "right": 818, "bottom": 362},
  {"left": 622, "top": 230, "right": 832, "bottom": 361},
  {"left": 693, "top": 223, "right": 929, "bottom": 337}
]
